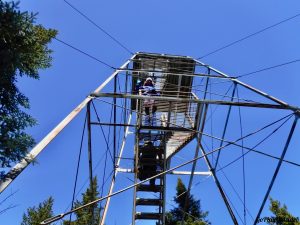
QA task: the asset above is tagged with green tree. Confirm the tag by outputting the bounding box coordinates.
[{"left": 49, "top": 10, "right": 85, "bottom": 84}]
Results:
[
  {"left": 63, "top": 177, "right": 102, "bottom": 225},
  {"left": 21, "top": 197, "right": 54, "bottom": 225},
  {"left": 265, "top": 198, "right": 300, "bottom": 225},
  {"left": 165, "top": 178, "right": 210, "bottom": 225},
  {"left": 0, "top": 1, "right": 57, "bottom": 168}
]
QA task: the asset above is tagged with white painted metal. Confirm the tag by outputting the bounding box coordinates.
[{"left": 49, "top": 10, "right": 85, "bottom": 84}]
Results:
[
  {"left": 0, "top": 55, "right": 136, "bottom": 194},
  {"left": 100, "top": 114, "right": 132, "bottom": 225},
  {"left": 116, "top": 168, "right": 211, "bottom": 176}
]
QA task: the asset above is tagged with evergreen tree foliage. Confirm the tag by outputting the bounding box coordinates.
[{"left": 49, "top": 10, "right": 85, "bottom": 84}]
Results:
[
  {"left": 63, "top": 177, "right": 102, "bottom": 225},
  {"left": 21, "top": 197, "right": 54, "bottom": 225},
  {"left": 0, "top": 1, "right": 57, "bottom": 168},
  {"left": 265, "top": 198, "right": 300, "bottom": 225},
  {"left": 165, "top": 178, "right": 210, "bottom": 225}
]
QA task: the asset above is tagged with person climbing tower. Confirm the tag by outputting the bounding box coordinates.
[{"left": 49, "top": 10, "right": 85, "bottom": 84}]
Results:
[
  {"left": 139, "top": 77, "right": 158, "bottom": 126},
  {"left": 138, "top": 141, "right": 158, "bottom": 186}
]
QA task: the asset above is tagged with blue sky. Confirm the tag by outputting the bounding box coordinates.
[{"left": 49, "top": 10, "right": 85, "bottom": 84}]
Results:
[{"left": 1, "top": 0, "right": 300, "bottom": 225}]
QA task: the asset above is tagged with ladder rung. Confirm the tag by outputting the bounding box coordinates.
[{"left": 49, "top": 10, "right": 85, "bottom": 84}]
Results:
[
  {"left": 136, "top": 198, "right": 163, "bottom": 206},
  {"left": 137, "top": 184, "right": 163, "bottom": 192},
  {"left": 135, "top": 212, "right": 162, "bottom": 220}
]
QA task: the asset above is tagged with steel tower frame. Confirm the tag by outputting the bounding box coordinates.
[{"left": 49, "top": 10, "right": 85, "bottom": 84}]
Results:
[{"left": 0, "top": 52, "right": 299, "bottom": 225}]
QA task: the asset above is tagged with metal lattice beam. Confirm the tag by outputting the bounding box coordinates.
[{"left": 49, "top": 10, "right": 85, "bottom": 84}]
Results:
[{"left": 0, "top": 55, "right": 136, "bottom": 194}]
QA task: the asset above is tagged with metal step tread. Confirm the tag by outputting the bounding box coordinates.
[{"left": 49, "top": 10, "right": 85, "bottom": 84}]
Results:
[
  {"left": 135, "top": 212, "right": 162, "bottom": 220},
  {"left": 137, "top": 184, "right": 163, "bottom": 192},
  {"left": 136, "top": 198, "right": 163, "bottom": 206}
]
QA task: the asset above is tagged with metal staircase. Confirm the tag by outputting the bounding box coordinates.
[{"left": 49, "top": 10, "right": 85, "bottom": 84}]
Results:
[
  {"left": 132, "top": 130, "right": 166, "bottom": 224},
  {"left": 131, "top": 53, "right": 199, "bottom": 224}
]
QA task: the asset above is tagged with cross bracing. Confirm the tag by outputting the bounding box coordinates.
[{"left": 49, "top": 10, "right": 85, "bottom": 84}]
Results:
[{"left": 0, "top": 52, "right": 299, "bottom": 225}]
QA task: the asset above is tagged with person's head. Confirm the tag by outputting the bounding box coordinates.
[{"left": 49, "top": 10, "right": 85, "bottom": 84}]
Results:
[{"left": 144, "top": 77, "right": 154, "bottom": 86}]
